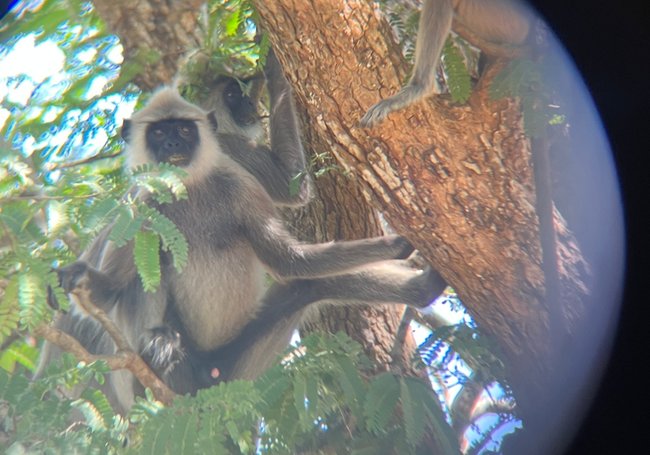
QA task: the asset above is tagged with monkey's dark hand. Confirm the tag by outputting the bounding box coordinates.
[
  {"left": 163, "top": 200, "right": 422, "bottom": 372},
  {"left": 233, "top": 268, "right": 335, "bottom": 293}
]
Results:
[
  {"left": 263, "top": 48, "right": 290, "bottom": 100},
  {"left": 411, "top": 266, "right": 447, "bottom": 308},
  {"left": 140, "top": 326, "right": 185, "bottom": 378},
  {"left": 56, "top": 261, "right": 91, "bottom": 293},
  {"left": 385, "top": 235, "right": 415, "bottom": 259}
]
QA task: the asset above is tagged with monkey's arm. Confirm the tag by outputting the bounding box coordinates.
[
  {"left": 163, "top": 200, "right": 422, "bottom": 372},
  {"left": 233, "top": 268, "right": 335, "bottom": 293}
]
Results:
[
  {"left": 360, "top": 0, "right": 453, "bottom": 127},
  {"left": 231, "top": 49, "right": 310, "bottom": 206},
  {"left": 218, "top": 135, "right": 309, "bottom": 206},
  {"left": 57, "top": 231, "right": 139, "bottom": 312},
  {"left": 247, "top": 215, "right": 413, "bottom": 279}
]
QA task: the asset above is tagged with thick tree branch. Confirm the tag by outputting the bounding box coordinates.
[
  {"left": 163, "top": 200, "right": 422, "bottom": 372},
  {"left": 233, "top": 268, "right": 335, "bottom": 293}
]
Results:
[{"left": 254, "top": 0, "right": 589, "bottom": 426}]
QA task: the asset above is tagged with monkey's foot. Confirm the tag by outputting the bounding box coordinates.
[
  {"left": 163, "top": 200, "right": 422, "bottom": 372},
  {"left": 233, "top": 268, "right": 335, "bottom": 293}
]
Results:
[
  {"left": 413, "top": 266, "right": 448, "bottom": 308},
  {"left": 140, "top": 326, "right": 185, "bottom": 377},
  {"left": 360, "top": 85, "right": 427, "bottom": 128},
  {"left": 387, "top": 235, "right": 416, "bottom": 259}
]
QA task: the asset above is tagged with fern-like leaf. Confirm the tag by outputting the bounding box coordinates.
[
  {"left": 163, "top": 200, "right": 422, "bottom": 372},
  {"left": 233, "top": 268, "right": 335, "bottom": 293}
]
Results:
[
  {"left": 138, "top": 204, "right": 188, "bottom": 273},
  {"left": 17, "top": 271, "right": 48, "bottom": 327},
  {"left": 364, "top": 372, "right": 400, "bottom": 434},
  {"left": 404, "top": 377, "right": 460, "bottom": 454},
  {"left": 442, "top": 39, "right": 472, "bottom": 103},
  {"left": 107, "top": 205, "right": 144, "bottom": 247},
  {"left": 256, "top": 366, "right": 292, "bottom": 412},
  {"left": 133, "top": 230, "right": 161, "bottom": 292},
  {"left": 80, "top": 197, "right": 120, "bottom": 235},
  {"left": 333, "top": 355, "right": 366, "bottom": 419},
  {"left": 0, "top": 276, "right": 20, "bottom": 344}
]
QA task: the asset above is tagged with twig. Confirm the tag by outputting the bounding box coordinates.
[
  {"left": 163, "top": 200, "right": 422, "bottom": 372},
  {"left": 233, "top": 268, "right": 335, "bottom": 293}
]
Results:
[
  {"left": 47, "top": 150, "right": 123, "bottom": 170},
  {"left": 0, "top": 331, "right": 23, "bottom": 351},
  {"left": 34, "top": 282, "right": 177, "bottom": 406},
  {"left": 34, "top": 323, "right": 175, "bottom": 406}
]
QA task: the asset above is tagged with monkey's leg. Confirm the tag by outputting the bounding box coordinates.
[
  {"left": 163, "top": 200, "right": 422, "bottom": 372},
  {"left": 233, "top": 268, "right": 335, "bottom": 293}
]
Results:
[
  {"left": 360, "top": 0, "right": 453, "bottom": 127},
  {"left": 188, "top": 262, "right": 446, "bottom": 389}
]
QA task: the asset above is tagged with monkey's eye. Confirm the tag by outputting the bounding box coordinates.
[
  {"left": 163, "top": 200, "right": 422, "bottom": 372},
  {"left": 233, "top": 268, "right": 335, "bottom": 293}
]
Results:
[
  {"left": 152, "top": 128, "right": 165, "bottom": 139},
  {"left": 178, "top": 125, "right": 192, "bottom": 138}
]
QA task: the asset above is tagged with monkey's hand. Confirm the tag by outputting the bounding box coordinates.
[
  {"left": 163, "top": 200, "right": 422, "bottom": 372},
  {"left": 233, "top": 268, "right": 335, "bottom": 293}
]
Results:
[
  {"left": 46, "top": 261, "right": 92, "bottom": 310},
  {"left": 409, "top": 266, "right": 447, "bottom": 308},
  {"left": 360, "top": 84, "right": 429, "bottom": 128},
  {"left": 386, "top": 235, "right": 416, "bottom": 259},
  {"left": 56, "top": 261, "right": 92, "bottom": 294},
  {"left": 263, "top": 48, "right": 290, "bottom": 100},
  {"left": 140, "top": 326, "right": 185, "bottom": 379}
]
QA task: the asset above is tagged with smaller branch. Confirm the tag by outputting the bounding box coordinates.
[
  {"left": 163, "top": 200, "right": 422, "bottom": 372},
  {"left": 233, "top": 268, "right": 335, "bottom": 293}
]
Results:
[
  {"left": 34, "top": 324, "right": 175, "bottom": 406},
  {"left": 47, "top": 150, "right": 123, "bottom": 170},
  {"left": 35, "top": 280, "right": 177, "bottom": 406},
  {"left": 69, "top": 285, "right": 132, "bottom": 352},
  {"left": 2, "top": 193, "right": 100, "bottom": 203},
  {"left": 0, "top": 331, "right": 23, "bottom": 351}
]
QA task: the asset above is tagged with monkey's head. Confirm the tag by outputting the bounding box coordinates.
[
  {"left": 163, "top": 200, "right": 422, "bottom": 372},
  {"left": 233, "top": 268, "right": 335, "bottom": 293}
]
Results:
[
  {"left": 204, "top": 76, "right": 264, "bottom": 141},
  {"left": 122, "top": 88, "right": 223, "bottom": 184}
]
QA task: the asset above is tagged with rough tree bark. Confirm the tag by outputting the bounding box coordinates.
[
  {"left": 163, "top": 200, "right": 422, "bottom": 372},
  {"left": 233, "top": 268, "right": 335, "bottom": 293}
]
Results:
[
  {"left": 92, "top": 0, "right": 204, "bottom": 90},
  {"left": 253, "top": 0, "right": 589, "bottom": 430}
]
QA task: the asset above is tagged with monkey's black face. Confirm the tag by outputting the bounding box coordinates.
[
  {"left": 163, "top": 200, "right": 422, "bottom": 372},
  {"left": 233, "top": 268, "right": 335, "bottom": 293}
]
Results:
[
  {"left": 222, "top": 78, "right": 258, "bottom": 127},
  {"left": 145, "top": 119, "right": 199, "bottom": 167}
]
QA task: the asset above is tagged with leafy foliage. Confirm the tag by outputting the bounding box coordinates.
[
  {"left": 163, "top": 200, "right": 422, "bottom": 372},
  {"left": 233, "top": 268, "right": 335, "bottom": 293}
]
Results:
[
  {"left": 178, "top": 0, "right": 262, "bottom": 103},
  {"left": 441, "top": 39, "right": 472, "bottom": 103},
  {"left": 489, "top": 58, "right": 567, "bottom": 138},
  {"left": 0, "top": 357, "right": 130, "bottom": 453}
]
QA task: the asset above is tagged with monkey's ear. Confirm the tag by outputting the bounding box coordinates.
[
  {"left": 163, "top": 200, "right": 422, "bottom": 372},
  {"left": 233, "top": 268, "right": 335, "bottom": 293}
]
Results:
[
  {"left": 121, "top": 119, "right": 132, "bottom": 142},
  {"left": 207, "top": 111, "right": 218, "bottom": 134}
]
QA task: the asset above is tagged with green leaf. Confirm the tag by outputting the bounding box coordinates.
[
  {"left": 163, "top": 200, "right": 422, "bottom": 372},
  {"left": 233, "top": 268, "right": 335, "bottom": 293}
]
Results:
[
  {"left": 442, "top": 39, "right": 472, "bottom": 103},
  {"left": 81, "top": 197, "right": 120, "bottom": 234},
  {"left": 364, "top": 372, "right": 400, "bottom": 434},
  {"left": 107, "top": 205, "right": 144, "bottom": 247},
  {"left": 17, "top": 271, "right": 48, "bottom": 327},
  {"left": 403, "top": 377, "right": 460, "bottom": 454},
  {"left": 0, "top": 276, "right": 20, "bottom": 344},
  {"left": 133, "top": 230, "right": 161, "bottom": 292},
  {"left": 399, "top": 377, "right": 427, "bottom": 447},
  {"left": 256, "top": 366, "right": 291, "bottom": 411},
  {"left": 333, "top": 355, "right": 366, "bottom": 419},
  {"left": 138, "top": 204, "right": 188, "bottom": 273}
]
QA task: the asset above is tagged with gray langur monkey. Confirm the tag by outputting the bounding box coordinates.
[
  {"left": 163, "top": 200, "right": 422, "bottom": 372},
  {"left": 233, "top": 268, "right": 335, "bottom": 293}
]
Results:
[
  {"left": 360, "top": 0, "right": 531, "bottom": 127},
  {"left": 37, "top": 50, "right": 446, "bottom": 413}
]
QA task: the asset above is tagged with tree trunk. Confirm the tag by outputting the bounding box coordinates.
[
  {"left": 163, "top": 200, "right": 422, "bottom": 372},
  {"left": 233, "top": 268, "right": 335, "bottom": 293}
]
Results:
[
  {"left": 92, "top": 0, "right": 203, "bottom": 90},
  {"left": 253, "top": 0, "right": 589, "bottom": 428}
]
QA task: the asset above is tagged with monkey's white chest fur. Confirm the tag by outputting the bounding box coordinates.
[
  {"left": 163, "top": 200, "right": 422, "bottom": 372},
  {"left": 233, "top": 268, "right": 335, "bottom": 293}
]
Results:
[
  {"left": 157, "top": 167, "right": 272, "bottom": 352},
  {"left": 171, "top": 247, "right": 267, "bottom": 351}
]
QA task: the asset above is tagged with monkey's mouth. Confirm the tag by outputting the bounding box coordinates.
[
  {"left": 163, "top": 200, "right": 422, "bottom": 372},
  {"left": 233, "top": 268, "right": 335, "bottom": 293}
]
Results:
[{"left": 166, "top": 154, "right": 190, "bottom": 166}]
